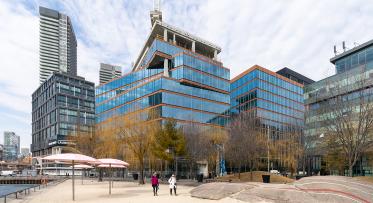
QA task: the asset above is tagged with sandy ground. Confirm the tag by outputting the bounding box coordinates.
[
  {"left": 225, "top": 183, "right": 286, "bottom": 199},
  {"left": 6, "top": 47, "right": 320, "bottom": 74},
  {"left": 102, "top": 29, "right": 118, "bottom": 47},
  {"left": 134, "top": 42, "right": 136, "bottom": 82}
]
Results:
[{"left": 5, "top": 179, "right": 244, "bottom": 203}]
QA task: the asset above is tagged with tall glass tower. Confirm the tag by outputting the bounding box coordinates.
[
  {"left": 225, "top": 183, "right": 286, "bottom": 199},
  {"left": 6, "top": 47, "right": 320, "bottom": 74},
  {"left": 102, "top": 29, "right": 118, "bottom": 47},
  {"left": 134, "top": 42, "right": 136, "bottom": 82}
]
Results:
[{"left": 39, "top": 6, "right": 77, "bottom": 84}]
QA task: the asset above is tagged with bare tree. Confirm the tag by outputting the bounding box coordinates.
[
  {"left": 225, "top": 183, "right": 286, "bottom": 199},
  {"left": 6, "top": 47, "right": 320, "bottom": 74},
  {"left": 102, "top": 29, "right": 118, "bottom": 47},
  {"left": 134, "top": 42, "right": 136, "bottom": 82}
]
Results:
[
  {"left": 273, "top": 127, "right": 303, "bottom": 178},
  {"left": 115, "top": 112, "right": 159, "bottom": 184},
  {"left": 184, "top": 123, "right": 206, "bottom": 179},
  {"left": 226, "top": 112, "right": 266, "bottom": 180}
]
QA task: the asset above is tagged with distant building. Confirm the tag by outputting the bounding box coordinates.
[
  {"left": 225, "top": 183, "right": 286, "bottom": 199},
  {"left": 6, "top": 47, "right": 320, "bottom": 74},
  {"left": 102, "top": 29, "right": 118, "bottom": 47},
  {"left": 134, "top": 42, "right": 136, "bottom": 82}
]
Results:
[
  {"left": 39, "top": 6, "right": 77, "bottom": 84},
  {"left": 21, "top": 148, "right": 30, "bottom": 157},
  {"left": 3, "top": 131, "right": 20, "bottom": 161},
  {"left": 0, "top": 144, "right": 3, "bottom": 161},
  {"left": 31, "top": 72, "right": 95, "bottom": 156},
  {"left": 276, "top": 67, "right": 314, "bottom": 85},
  {"left": 99, "top": 63, "right": 122, "bottom": 85}
]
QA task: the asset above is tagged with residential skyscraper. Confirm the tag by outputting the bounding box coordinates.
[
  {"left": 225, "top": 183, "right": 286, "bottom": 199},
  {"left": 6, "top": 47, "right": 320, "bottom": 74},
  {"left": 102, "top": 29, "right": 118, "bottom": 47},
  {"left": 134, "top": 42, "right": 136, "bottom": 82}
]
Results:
[
  {"left": 3, "top": 131, "right": 20, "bottom": 161},
  {"left": 99, "top": 63, "right": 122, "bottom": 85},
  {"left": 32, "top": 72, "right": 95, "bottom": 156},
  {"left": 39, "top": 6, "right": 77, "bottom": 84}
]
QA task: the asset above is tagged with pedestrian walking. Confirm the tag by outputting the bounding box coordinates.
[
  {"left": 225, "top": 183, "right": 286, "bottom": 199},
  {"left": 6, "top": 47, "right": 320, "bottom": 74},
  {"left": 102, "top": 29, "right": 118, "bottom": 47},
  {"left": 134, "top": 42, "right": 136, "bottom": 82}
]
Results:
[
  {"left": 151, "top": 172, "right": 159, "bottom": 196},
  {"left": 168, "top": 174, "right": 177, "bottom": 195}
]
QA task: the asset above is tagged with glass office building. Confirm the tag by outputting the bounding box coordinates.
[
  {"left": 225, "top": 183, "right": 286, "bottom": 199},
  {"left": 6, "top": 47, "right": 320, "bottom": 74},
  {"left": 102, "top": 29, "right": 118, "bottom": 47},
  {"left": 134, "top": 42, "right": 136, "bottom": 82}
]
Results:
[
  {"left": 305, "top": 39, "right": 373, "bottom": 176},
  {"left": 96, "top": 16, "right": 230, "bottom": 132},
  {"left": 230, "top": 65, "right": 306, "bottom": 169},
  {"left": 32, "top": 72, "right": 95, "bottom": 156},
  {"left": 231, "top": 65, "right": 305, "bottom": 129}
]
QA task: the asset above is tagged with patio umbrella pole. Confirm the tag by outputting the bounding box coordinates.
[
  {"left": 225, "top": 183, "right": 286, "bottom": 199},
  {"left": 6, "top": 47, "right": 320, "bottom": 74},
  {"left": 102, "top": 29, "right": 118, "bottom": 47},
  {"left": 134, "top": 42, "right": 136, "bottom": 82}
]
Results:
[
  {"left": 72, "top": 160, "right": 75, "bottom": 201},
  {"left": 109, "top": 163, "right": 111, "bottom": 195}
]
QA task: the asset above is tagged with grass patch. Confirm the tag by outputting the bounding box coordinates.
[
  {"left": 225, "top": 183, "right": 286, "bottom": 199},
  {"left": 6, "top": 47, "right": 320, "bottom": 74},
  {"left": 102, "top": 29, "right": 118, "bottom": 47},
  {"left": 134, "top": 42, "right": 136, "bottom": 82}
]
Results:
[{"left": 217, "top": 171, "right": 294, "bottom": 184}]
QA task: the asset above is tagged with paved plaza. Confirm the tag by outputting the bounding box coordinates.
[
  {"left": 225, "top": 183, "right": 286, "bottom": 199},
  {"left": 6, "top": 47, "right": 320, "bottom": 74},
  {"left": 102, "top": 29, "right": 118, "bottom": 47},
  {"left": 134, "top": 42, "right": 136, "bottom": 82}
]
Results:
[{"left": 5, "top": 176, "right": 373, "bottom": 203}]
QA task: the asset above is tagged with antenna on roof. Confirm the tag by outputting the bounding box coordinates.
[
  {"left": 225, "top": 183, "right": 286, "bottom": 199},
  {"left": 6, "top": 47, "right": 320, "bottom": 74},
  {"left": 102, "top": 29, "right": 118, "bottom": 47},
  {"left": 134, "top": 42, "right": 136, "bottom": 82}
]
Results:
[
  {"left": 150, "top": 0, "right": 162, "bottom": 27},
  {"left": 333, "top": 45, "right": 337, "bottom": 56},
  {"left": 342, "top": 41, "right": 346, "bottom": 52},
  {"left": 154, "top": 0, "right": 160, "bottom": 11}
]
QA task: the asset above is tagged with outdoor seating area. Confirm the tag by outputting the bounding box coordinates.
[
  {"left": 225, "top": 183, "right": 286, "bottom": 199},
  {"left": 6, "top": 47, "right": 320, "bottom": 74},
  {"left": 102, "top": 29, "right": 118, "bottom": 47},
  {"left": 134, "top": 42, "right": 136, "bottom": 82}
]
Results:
[{"left": 41, "top": 153, "right": 129, "bottom": 201}]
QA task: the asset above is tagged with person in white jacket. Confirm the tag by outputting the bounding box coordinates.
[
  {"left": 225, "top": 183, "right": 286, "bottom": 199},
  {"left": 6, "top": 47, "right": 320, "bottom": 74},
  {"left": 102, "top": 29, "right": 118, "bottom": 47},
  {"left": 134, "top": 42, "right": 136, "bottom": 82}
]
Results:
[{"left": 168, "top": 174, "right": 177, "bottom": 195}]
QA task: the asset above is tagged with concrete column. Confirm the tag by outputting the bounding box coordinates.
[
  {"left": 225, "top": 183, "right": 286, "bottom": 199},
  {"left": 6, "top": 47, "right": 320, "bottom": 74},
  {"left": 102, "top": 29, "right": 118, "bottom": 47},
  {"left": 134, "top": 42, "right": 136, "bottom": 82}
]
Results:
[
  {"left": 163, "top": 59, "right": 169, "bottom": 77},
  {"left": 163, "top": 29, "right": 167, "bottom": 41},
  {"left": 173, "top": 34, "right": 176, "bottom": 44},
  {"left": 192, "top": 41, "right": 195, "bottom": 52},
  {"left": 214, "top": 49, "right": 218, "bottom": 60}
]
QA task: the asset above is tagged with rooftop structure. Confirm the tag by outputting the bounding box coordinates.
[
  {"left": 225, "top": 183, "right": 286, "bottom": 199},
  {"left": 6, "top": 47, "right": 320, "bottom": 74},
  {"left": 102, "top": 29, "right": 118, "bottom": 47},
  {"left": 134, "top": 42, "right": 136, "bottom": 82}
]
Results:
[
  {"left": 133, "top": 20, "right": 222, "bottom": 71},
  {"left": 276, "top": 67, "right": 314, "bottom": 85},
  {"left": 330, "top": 39, "right": 373, "bottom": 74}
]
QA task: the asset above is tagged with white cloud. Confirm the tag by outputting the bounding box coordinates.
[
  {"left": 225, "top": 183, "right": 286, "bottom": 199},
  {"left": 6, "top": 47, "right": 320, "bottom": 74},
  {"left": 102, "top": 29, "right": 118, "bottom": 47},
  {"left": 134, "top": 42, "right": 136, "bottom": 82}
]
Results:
[
  {"left": 1, "top": 0, "right": 373, "bottom": 148},
  {"left": 0, "top": 0, "right": 38, "bottom": 148}
]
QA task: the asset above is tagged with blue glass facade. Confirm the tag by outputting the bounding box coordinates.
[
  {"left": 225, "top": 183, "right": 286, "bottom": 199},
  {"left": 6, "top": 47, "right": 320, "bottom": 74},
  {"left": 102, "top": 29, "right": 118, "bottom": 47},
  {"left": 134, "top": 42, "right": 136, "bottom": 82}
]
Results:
[
  {"left": 230, "top": 65, "right": 305, "bottom": 131},
  {"left": 96, "top": 39, "right": 230, "bottom": 128}
]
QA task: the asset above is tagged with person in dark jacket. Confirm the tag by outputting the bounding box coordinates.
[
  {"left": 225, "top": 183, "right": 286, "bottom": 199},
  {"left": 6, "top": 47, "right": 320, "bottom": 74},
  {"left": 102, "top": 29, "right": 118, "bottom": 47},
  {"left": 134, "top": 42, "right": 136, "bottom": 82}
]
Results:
[{"left": 151, "top": 172, "right": 159, "bottom": 196}]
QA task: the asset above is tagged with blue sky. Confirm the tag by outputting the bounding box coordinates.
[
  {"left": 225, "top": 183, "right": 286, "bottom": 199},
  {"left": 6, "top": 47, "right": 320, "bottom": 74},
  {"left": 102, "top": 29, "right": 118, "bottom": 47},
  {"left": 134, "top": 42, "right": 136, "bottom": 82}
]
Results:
[{"left": 1, "top": 0, "right": 373, "bottom": 148}]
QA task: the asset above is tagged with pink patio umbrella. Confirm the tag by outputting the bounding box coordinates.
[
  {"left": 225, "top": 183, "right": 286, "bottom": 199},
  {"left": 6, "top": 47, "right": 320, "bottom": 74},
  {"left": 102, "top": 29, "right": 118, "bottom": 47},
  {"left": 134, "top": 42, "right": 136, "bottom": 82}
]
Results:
[
  {"left": 97, "top": 159, "right": 129, "bottom": 195},
  {"left": 43, "top": 153, "right": 100, "bottom": 201}
]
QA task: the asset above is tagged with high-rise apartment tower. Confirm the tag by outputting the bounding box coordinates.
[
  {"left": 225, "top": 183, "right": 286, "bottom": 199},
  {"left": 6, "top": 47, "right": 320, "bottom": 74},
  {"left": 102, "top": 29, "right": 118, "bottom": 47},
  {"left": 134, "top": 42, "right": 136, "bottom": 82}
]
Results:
[
  {"left": 99, "top": 63, "right": 122, "bottom": 85},
  {"left": 39, "top": 6, "right": 77, "bottom": 84}
]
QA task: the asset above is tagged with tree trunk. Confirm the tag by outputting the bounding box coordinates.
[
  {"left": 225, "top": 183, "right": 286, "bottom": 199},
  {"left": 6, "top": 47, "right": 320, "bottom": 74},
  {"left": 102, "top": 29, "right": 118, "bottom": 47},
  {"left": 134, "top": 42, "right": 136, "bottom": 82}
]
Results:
[
  {"left": 349, "top": 164, "right": 353, "bottom": 177},
  {"left": 139, "top": 159, "right": 145, "bottom": 184},
  {"left": 250, "top": 168, "right": 253, "bottom": 181},
  {"left": 238, "top": 162, "right": 241, "bottom": 180}
]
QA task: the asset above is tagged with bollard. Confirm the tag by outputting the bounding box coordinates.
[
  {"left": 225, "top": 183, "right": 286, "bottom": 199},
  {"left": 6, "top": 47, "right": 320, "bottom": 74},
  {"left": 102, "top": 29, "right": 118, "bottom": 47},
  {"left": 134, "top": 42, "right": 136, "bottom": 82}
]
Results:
[{"left": 4, "top": 195, "right": 7, "bottom": 203}]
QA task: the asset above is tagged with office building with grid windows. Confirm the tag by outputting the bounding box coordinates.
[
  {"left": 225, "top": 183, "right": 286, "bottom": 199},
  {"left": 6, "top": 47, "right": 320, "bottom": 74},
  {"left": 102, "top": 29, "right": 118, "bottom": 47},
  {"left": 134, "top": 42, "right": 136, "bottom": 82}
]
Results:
[
  {"left": 31, "top": 72, "right": 95, "bottom": 156},
  {"left": 230, "top": 65, "right": 307, "bottom": 169}
]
